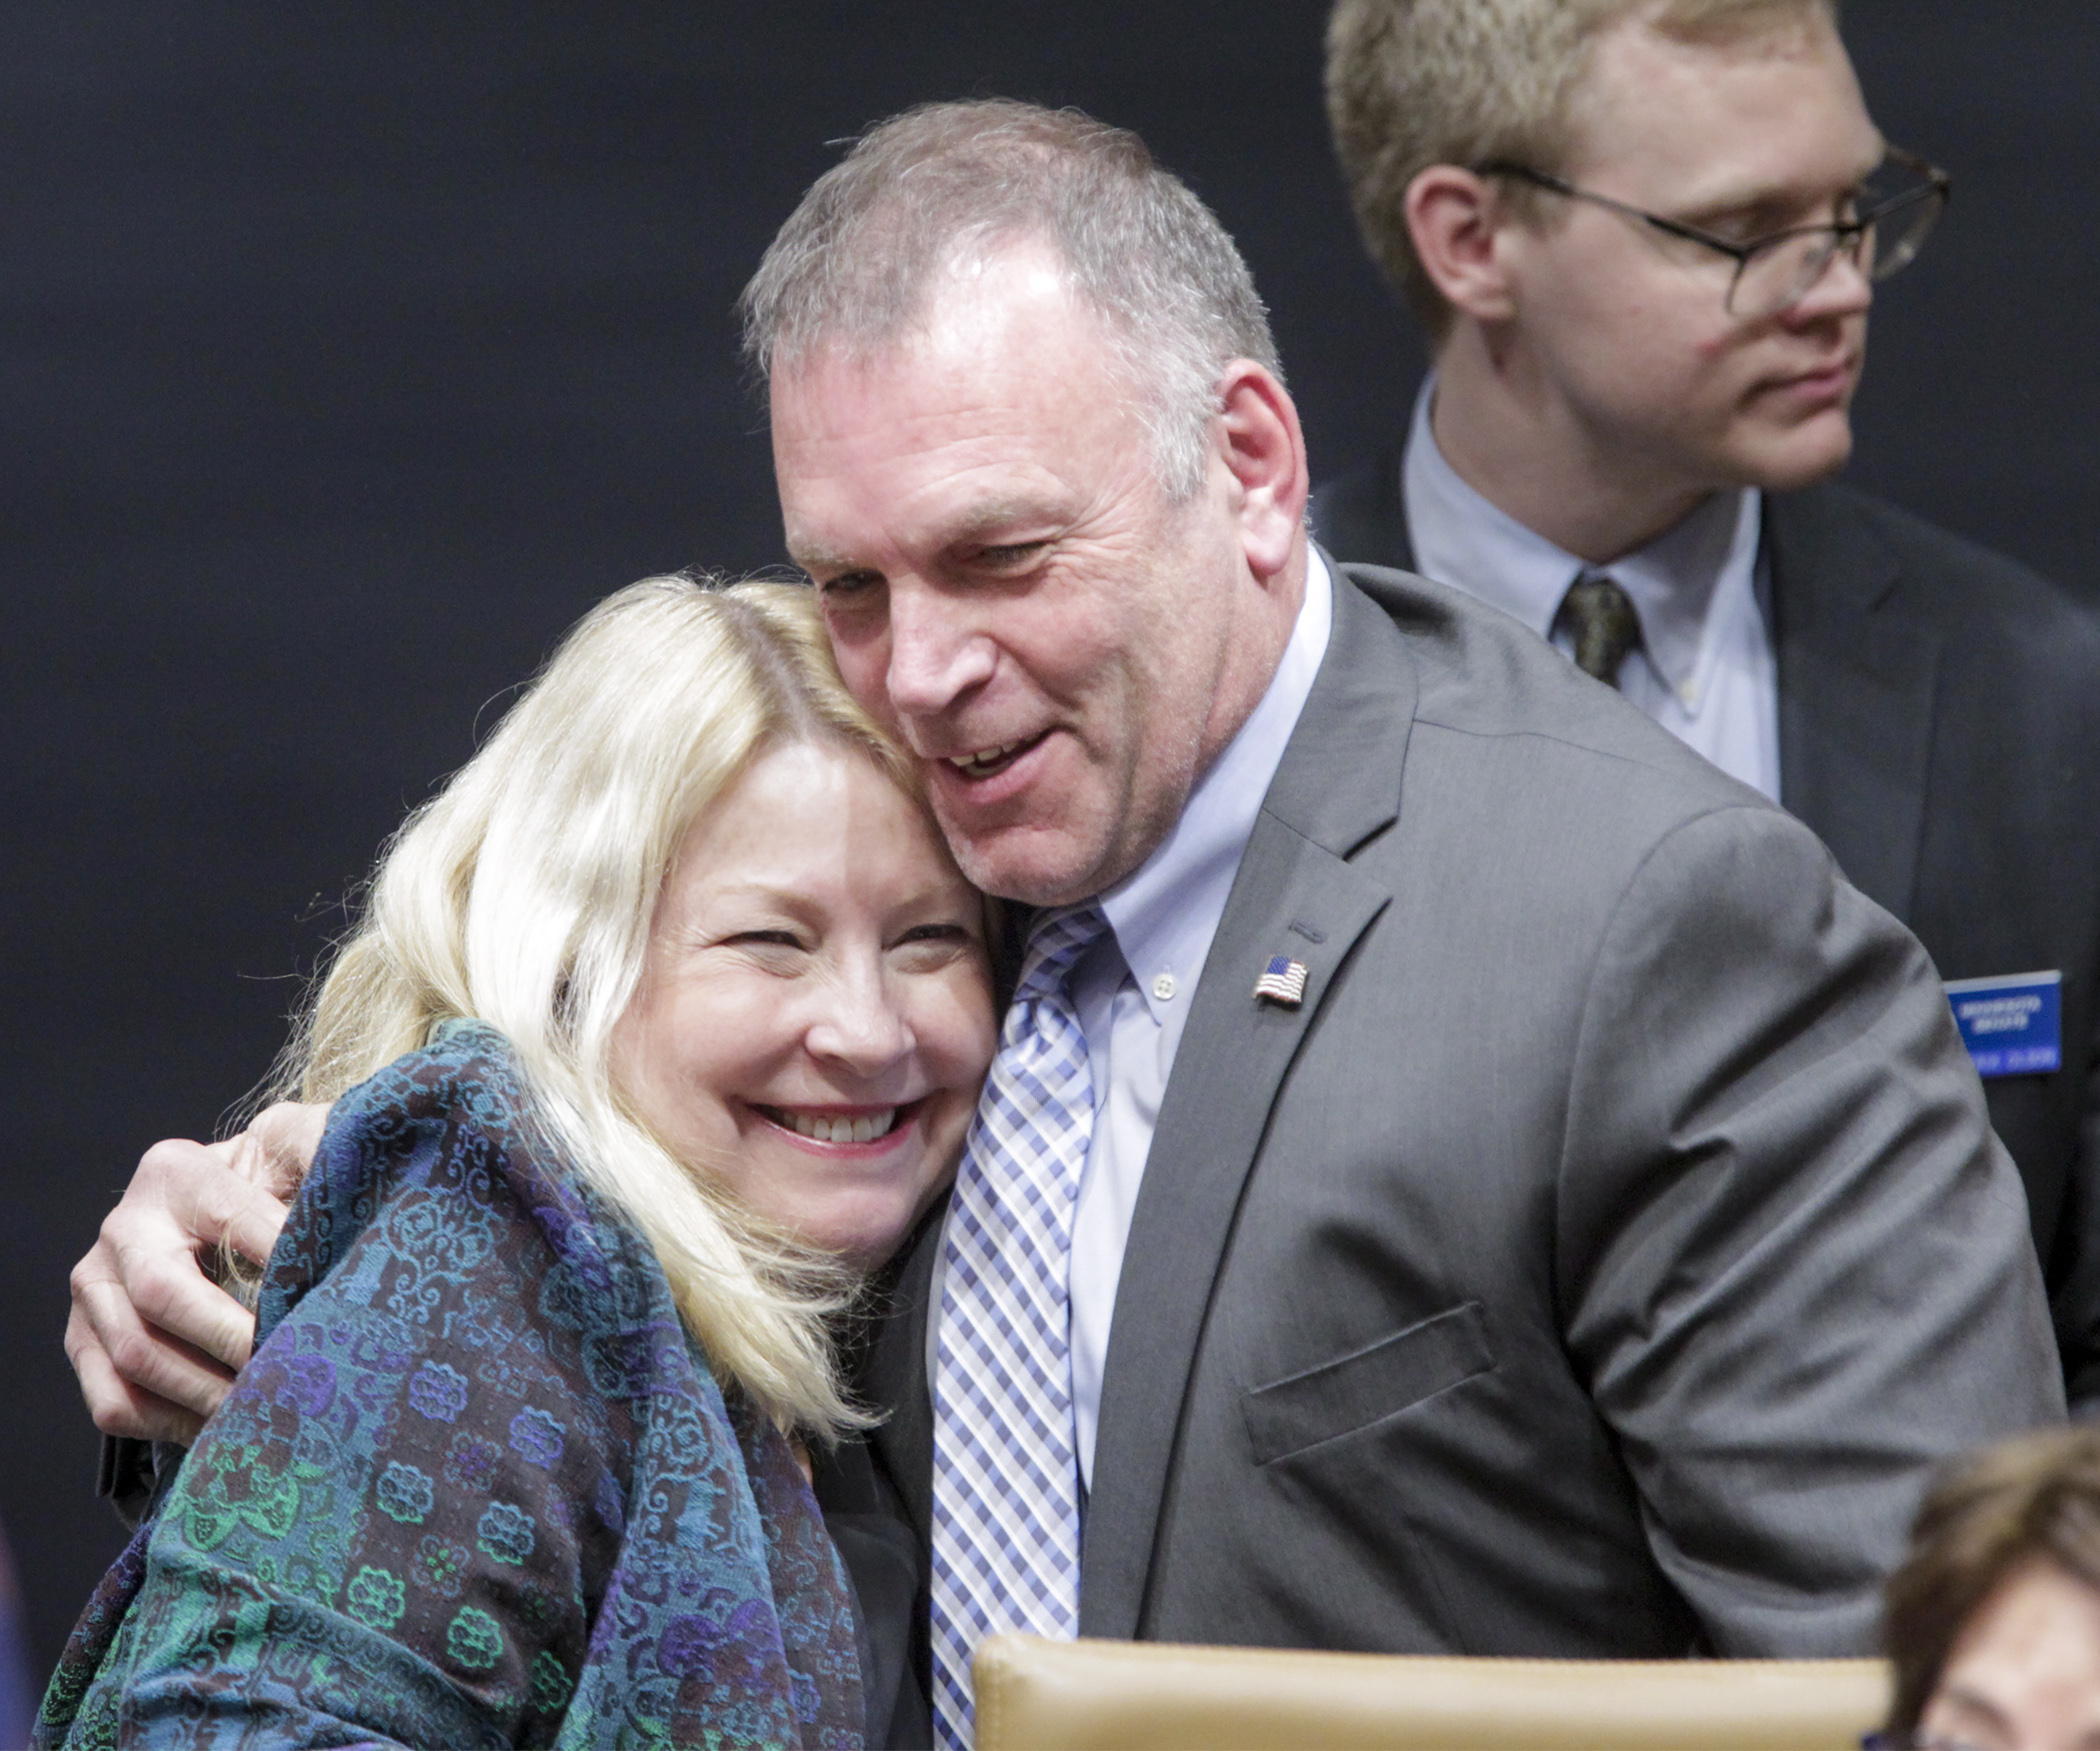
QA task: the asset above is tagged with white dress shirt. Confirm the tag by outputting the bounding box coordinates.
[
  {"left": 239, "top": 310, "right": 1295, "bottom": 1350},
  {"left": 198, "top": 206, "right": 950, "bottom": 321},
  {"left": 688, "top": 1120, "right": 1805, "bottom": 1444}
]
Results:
[
  {"left": 926, "top": 553, "right": 1335, "bottom": 1488},
  {"left": 1402, "top": 377, "right": 1781, "bottom": 801}
]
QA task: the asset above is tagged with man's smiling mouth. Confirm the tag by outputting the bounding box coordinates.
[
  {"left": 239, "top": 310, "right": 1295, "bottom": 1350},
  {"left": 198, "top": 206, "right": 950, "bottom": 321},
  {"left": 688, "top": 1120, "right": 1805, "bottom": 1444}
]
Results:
[{"left": 947, "top": 731, "right": 1048, "bottom": 779}]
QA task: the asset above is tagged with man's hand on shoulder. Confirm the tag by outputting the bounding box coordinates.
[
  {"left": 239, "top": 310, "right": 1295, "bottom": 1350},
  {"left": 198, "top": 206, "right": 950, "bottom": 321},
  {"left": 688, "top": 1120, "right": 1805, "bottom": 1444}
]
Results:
[{"left": 66, "top": 1102, "right": 326, "bottom": 1444}]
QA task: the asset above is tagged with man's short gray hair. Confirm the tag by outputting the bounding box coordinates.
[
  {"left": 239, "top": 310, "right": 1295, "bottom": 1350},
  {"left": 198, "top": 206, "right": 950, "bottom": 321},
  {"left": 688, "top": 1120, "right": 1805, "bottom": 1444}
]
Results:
[{"left": 740, "top": 98, "right": 1282, "bottom": 501}]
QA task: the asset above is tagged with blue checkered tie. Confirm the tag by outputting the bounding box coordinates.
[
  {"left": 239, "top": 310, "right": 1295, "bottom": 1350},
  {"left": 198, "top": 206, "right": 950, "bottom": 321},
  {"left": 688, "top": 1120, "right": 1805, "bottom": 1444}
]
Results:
[{"left": 930, "top": 902, "right": 1111, "bottom": 1750}]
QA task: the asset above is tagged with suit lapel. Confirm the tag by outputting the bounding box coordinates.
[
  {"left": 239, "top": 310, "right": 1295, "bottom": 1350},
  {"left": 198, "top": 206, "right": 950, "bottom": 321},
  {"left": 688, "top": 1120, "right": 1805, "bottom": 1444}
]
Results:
[
  {"left": 1768, "top": 485, "right": 1941, "bottom": 919},
  {"left": 863, "top": 1207, "right": 940, "bottom": 1541},
  {"left": 1078, "top": 570, "right": 1411, "bottom": 1638}
]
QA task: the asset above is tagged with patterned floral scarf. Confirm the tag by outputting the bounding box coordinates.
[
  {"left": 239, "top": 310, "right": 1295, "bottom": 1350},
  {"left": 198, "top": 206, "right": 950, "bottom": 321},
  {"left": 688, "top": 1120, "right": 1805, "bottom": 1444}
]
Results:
[{"left": 40, "top": 1021, "right": 864, "bottom": 1749}]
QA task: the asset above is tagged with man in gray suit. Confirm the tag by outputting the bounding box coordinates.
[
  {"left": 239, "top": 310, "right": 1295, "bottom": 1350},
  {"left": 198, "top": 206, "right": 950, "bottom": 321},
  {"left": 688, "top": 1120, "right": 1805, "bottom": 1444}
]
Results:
[{"left": 71, "top": 98, "right": 2059, "bottom": 1746}]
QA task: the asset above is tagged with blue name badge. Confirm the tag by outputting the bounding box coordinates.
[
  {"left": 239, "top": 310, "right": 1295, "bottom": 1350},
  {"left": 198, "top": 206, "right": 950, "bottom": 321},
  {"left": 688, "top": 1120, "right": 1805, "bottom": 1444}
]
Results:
[{"left": 1945, "top": 969, "right": 2063, "bottom": 1078}]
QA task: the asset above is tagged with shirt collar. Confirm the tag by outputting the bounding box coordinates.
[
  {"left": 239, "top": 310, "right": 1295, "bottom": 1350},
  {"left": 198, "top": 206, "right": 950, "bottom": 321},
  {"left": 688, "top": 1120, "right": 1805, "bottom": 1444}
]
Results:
[
  {"left": 1095, "top": 549, "right": 1334, "bottom": 1029},
  {"left": 1401, "top": 373, "right": 1761, "bottom": 699},
  {"left": 1604, "top": 488, "right": 1761, "bottom": 700}
]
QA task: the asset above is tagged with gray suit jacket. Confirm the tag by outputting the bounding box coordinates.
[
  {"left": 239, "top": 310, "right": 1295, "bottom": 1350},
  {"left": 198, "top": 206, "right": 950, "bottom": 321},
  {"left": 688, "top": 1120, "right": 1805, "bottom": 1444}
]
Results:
[
  {"left": 856, "top": 561, "right": 2061, "bottom": 1686},
  {"left": 1313, "top": 464, "right": 2100, "bottom": 1403}
]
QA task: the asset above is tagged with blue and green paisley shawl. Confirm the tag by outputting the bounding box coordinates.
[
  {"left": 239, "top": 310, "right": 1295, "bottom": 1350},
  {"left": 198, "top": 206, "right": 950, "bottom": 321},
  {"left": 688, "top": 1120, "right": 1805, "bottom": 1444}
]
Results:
[{"left": 39, "top": 1021, "right": 864, "bottom": 1749}]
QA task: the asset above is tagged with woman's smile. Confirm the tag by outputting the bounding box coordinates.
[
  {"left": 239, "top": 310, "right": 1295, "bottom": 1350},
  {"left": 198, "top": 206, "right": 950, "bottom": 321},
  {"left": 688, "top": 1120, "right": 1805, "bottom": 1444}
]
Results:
[
  {"left": 753, "top": 1098, "right": 922, "bottom": 1148},
  {"left": 612, "top": 737, "right": 996, "bottom": 1264}
]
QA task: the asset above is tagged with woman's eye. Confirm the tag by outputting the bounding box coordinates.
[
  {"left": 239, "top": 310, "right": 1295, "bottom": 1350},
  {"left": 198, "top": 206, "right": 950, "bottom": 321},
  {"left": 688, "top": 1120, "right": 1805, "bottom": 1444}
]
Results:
[
  {"left": 728, "top": 929, "right": 805, "bottom": 951},
  {"left": 893, "top": 922, "right": 975, "bottom": 961}
]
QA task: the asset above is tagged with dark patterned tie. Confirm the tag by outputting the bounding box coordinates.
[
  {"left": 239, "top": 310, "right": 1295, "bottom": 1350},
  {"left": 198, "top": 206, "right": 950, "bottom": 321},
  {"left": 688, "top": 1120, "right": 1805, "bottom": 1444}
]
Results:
[{"left": 1554, "top": 571, "right": 1643, "bottom": 688}]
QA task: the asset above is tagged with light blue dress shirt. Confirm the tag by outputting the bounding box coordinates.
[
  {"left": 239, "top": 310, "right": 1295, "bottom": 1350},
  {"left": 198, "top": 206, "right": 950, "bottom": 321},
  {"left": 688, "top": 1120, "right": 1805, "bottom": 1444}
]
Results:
[
  {"left": 1402, "top": 376, "right": 1780, "bottom": 801},
  {"left": 926, "top": 553, "right": 1335, "bottom": 1489},
  {"left": 1066, "top": 552, "right": 1334, "bottom": 1484}
]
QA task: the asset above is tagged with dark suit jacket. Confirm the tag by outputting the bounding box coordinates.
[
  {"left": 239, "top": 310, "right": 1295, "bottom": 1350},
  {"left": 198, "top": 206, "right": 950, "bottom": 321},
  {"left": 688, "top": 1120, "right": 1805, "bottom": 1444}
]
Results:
[
  {"left": 1313, "top": 460, "right": 2100, "bottom": 1403},
  {"left": 844, "top": 561, "right": 2060, "bottom": 1718}
]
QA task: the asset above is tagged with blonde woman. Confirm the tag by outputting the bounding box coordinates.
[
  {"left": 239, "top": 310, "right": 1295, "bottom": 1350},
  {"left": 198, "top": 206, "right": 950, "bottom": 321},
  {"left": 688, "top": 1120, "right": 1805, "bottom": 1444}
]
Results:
[{"left": 39, "top": 576, "right": 997, "bottom": 1750}]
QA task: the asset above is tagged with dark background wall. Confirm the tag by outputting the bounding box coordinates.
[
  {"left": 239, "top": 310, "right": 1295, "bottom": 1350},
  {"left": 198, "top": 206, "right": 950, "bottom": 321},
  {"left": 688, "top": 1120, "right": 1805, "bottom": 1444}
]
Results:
[{"left": 2, "top": 0, "right": 2093, "bottom": 1680}]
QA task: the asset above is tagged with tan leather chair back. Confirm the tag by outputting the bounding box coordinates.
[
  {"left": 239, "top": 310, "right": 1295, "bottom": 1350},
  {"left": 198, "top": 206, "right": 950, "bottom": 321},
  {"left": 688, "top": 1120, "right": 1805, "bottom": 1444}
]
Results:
[{"left": 972, "top": 1635, "right": 1890, "bottom": 1751}]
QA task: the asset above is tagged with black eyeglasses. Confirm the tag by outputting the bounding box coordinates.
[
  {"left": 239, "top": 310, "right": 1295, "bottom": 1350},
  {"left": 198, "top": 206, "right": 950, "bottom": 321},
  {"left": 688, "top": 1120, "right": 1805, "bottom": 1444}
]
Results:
[{"left": 1475, "top": 147, "right": 1951, "bottom": 321}]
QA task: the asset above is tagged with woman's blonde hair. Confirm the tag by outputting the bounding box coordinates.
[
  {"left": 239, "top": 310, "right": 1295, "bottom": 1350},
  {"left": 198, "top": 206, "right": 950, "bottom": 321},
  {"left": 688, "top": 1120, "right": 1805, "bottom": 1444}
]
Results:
[{"left": 268, "top": 573, "right": 926, "bottom": 1438}]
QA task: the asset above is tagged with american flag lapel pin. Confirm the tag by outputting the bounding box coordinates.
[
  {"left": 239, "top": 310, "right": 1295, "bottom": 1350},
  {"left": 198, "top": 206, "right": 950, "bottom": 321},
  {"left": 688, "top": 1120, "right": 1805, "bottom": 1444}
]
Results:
[{"left": 1252, "top": 954, "right": 1309, "bottom": 1008}]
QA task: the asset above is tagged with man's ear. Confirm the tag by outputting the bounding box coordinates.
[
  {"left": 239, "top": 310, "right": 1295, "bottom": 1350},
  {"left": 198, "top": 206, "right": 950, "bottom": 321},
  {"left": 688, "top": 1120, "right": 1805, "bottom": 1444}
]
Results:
[
  {"left": 1406, "top": 165, "right": 1518, "bottom": 324},
  {"left": 1214, "top": 360, "right": 1307, "bottom": 581}
]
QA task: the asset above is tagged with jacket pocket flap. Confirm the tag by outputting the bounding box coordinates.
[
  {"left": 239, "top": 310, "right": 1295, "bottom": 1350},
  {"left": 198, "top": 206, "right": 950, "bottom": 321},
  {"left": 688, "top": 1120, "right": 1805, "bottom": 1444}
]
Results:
[{"left": 1242, "top": 1301, "right": 1494, "bottom": 1465}]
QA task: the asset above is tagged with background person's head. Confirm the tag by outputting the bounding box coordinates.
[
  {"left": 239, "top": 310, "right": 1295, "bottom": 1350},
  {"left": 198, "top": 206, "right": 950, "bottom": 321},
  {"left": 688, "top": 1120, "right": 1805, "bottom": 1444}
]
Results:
[
  {"left": 1326, "top": 0, "right": 1938, "bottom": 520},
  {"left": 1877, "top": 1427, "right": 2100, "bottom": 1750},
  {"left": 742, "top": 100, "right": 1314, "bottom": 908},
  {"left": 1327, "top": 0, "right": 1846, "bottom": 339},
  {"left": 286, "top": 576, "right": 995, "bottom": 1436}
]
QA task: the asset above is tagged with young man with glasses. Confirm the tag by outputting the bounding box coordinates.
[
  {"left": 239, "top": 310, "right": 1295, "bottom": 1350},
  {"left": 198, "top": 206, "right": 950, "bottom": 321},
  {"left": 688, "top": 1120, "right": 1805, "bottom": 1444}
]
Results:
[{"left": 1319, "top": 0, "right": 2100, "bottom": 1410}]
